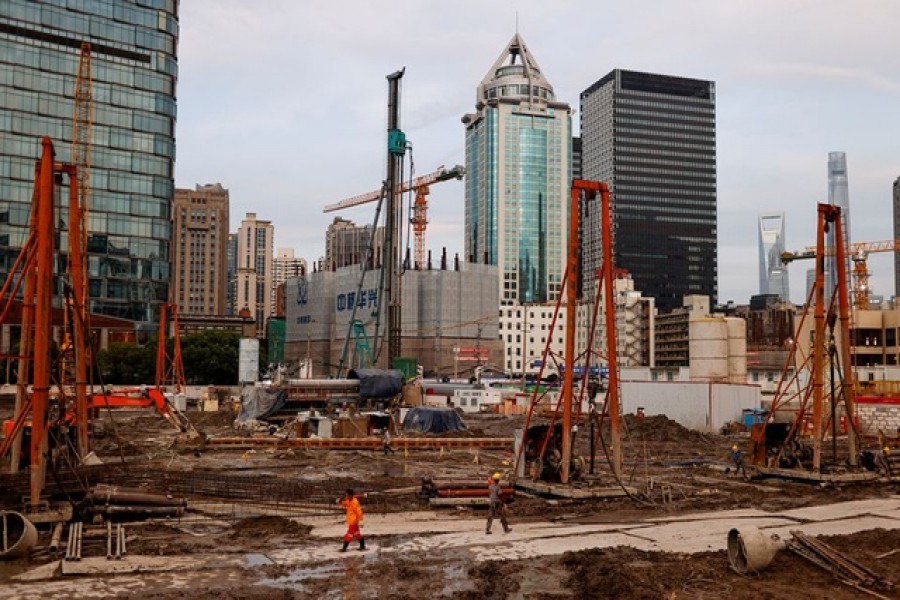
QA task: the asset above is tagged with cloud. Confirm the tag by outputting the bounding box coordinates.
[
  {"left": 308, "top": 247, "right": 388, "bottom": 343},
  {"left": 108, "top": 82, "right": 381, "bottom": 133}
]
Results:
[{"left": 175, "top": 0, "right": 900, "bottom": 306}]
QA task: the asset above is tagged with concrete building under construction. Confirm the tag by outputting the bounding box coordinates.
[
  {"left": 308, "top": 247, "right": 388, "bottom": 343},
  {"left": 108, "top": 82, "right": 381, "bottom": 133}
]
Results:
[{"left": 284, "top": 257, "right": 500, "bottom": 378}]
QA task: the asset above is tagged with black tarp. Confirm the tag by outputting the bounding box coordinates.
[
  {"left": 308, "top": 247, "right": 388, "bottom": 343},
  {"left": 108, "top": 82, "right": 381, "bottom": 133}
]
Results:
[
  {"left": 348, "top": 369, "right": 405, "bottom": 399},
  {"left": 236, "top": 386, "right": 286, "bottom": 422},
  {"left": 402, "top": 407, "right": 467, "bottom": 434}
]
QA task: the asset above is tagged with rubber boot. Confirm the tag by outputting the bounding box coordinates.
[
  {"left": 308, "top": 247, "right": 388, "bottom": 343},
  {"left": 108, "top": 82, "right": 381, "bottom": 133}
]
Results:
[
  {"left": 340, "top": 541, "right": 349, "bottom": 552},
  {"left": 358, "top": 538, "right": 366, "bottom": 551}
]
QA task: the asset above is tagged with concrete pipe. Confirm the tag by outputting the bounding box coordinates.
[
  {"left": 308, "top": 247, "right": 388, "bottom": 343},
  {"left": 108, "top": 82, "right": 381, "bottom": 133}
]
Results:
[
  {"left": 0, "top": 511, "right": 38, "bottom": 560},
  {"left": 727, "top": 526, "right": 786, "bottom": 575}
]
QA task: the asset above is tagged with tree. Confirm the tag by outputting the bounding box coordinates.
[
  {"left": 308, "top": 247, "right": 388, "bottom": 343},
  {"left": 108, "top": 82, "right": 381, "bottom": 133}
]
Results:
[
  {"left": 96, "top": 342, "right": 155, "bottom": 384},
  {"left": 181, "top": 330, "right": 240, "bottom": 385}
]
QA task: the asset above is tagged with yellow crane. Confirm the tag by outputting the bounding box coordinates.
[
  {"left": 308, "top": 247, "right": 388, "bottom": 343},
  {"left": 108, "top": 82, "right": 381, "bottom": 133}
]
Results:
[
  {"left": 323, "top": 165, "right": 465, "bottom": 270},
  {"left": 72, "top": 42, "right": 92, "bottom": 305},
  {"left": 782, "top": 239, "right": 900, "bottom": 309}
]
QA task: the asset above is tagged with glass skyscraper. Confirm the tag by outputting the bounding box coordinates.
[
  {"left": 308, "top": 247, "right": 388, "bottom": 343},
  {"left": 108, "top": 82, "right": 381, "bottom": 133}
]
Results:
[
  {"left": 0, "top": 1, "right": 178, "bottom": 332},
  {"left": 826, "top": 151, "right": 850, "bottom": 303},
  {"left": 580, "top": 69, "right": 717, "bottom": 312},
  {"left": 462, "top": 34, "right": 571, "bottom": 305},
  {"left": 758, "top": 212, "right": 789, "bottom": 301}
]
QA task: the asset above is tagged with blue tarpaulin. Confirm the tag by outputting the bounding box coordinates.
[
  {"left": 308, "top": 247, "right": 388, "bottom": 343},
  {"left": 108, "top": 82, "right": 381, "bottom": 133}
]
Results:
[
  {"left": 402, "top": 407, "right": 467, "bottom": 434},
  {"left": 348, "top": 369, "right": 405, "bottom": 399}
]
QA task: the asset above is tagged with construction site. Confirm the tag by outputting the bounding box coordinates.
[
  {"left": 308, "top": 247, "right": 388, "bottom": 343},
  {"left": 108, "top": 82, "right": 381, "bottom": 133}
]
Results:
[{"left": 1, "top": 51, "right": 900, "bottom": 600}]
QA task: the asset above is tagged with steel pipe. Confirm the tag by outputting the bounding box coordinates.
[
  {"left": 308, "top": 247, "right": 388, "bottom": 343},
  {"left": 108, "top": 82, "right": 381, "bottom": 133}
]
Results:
[
  {"left": 49, "top": 522, "right": 64, "bottom": 553},
  {"left": 206, "top": 436, "right": 513, "bottom": 450},
  {"left": 0, "top": 511, "right": 37, "bottom": 560}
]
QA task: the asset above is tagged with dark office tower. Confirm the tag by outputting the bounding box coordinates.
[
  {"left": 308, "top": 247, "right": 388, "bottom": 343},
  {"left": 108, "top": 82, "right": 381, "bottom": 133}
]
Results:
[
  {"left": 572, "top": 136, "right": 582, "bottom": 180},
  {"left": 580, "top": 70, "right": 717, "bottom": 311},
  {"left": 0, "top": 1, "right": 179, "bottom": 332},
  {"left": 894, "top": 176, "right": 900, "bottom": 298}
]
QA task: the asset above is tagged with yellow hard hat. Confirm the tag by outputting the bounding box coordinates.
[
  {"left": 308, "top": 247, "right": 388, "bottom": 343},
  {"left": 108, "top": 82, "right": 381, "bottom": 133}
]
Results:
[
  {"left": 732, "top": 445, "right": 739, "bottom": 452},
  {"left": 492, "top": 472, "right": 501, "bottom": 480}
]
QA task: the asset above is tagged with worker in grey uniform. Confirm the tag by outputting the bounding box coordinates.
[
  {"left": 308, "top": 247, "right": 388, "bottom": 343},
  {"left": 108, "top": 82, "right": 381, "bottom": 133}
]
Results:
[{"left": 485, "top": 472, "right": 511, "bottom": 534}]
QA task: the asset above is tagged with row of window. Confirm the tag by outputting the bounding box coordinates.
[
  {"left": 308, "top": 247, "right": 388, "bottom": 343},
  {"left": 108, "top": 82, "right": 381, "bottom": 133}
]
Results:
[{"left": 4, "top": 1, "right": 176, "bottom": 53}]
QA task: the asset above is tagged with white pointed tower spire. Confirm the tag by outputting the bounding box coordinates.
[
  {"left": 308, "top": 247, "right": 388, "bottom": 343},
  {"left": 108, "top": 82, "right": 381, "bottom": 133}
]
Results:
[{"left": 477, "top": 34, "right": 555, "bottom": 107}]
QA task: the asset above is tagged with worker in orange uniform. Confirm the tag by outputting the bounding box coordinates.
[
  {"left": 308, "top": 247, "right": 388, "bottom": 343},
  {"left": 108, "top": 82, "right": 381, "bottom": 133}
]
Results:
[
  {"left": 337, "top": 488, "right": 365, "bottom": 552},
  {"left": 485, "top": 472, "right": 511, "bottom": 535}
]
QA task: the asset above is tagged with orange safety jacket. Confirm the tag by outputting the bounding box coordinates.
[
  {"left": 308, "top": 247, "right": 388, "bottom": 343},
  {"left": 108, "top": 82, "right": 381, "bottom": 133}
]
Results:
[{"left": 340, "top": 497, "right": 363, "bottom": 526}]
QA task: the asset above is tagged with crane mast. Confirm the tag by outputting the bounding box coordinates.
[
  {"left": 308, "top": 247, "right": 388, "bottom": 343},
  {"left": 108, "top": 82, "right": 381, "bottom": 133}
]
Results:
[
  {"left": 384, "top": 69, "right": 405, "bottom": 367},
  {"left": 72, "top": 42, "right": 92, "bottom": 304}
]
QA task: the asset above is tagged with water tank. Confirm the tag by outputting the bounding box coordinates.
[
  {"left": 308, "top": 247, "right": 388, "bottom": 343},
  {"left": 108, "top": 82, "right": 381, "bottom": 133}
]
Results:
[
  {"left": 726, "top": 317, "right": 748, "bottom": 383},
  {"left": 690, "top": 318, "right": 728, "bottom": 380}
]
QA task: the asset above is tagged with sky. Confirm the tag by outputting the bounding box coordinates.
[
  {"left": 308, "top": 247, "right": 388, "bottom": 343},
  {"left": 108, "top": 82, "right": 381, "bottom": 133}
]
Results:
[{"left": 174, "top": 0, "right": 900, "bottom": 306}]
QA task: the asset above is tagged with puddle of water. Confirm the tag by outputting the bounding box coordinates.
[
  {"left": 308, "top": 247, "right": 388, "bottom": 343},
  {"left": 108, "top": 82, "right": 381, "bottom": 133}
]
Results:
[
  {"left": 244, "top": 553, "right": 274, "bottom": 567},
  {"left": 440, "top": 564, "right": 468, "bottom": 596},
  {"left": 256, "top": 563, "right": 343, "bottom": 591}
]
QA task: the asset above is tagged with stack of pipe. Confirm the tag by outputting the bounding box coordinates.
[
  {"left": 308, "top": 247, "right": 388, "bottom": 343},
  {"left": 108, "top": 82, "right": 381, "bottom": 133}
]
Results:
[
  {"left": 86, "top": 484, "right": 186, "bottom": 520},
  {"left": 419, "top": 478, "right": 515, "bottom": 501}
]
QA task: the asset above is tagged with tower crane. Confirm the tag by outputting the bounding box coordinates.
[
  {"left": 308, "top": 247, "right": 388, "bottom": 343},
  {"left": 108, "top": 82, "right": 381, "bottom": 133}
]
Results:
[
  {"left": 782, "top": 239, "right": 900, "bottom": 310},
  {"left": 72, "top": 42, "right": 92, "bottom": 305},
  {"left": 323, "top": 165, "right": 465, "bottom": 269}
]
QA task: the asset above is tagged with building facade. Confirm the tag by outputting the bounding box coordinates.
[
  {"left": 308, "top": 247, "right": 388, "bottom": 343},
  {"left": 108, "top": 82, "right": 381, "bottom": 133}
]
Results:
[
  {"left": 580, "top": 69, "right": 717, "bottom": 312},
  {"left": 236, "top": 213, "right": 273, "bottom": 337},
  {"left": 324, "top": 217, "right": 383, "bottom": 271},
  {"left": 272, "top": 247, "right": 306, "bottom": 315},
  {"left": 172, "top": 183, "right": 229, "bottom": 315},
  {"left": 654, "top": 295, "right": 710, "bottom": 368},
  {"left": 225, "top": 233, "right": 237, "bottom": 314},
  {"left": 893, "top": 176, "right": 900, "bottom": 299},
  {"left": 827, "top": 151, "right": 851, "bottom": 304},
  {"left": 758, "top": 212, "right": 789, "bottom": 300},
  {"left": 285, "top": 263, "right": 501, "bottom": 378},
  {"left": 462, "top": 33, "right": 571, "bottom": 306},
  {"left": 0, "top": 1, "right": 179, "bottom": 332}
]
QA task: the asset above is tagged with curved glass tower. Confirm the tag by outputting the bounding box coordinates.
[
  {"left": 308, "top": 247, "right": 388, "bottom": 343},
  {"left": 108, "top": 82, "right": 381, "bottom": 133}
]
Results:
[
  {"left": 0, "top": 0, "right": 178, "bottom": 333},
  {"left": 462, "top": 34, "right": 571, "bottom": 305}
]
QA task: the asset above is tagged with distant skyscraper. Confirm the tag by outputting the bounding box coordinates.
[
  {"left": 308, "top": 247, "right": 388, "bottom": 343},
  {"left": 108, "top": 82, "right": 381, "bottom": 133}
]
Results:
[
  {"left": 226, "top": 233, "right": 238, "bottom": 315},
  {"left": 172, "top": 184, "right": 230, "bottom": 315},
  {"left": 272, "top": 248, "right": 306, "bottom": 315},
  {"left": 462, "top": 34, "right": 572, "bottom": 305},
  {"left": 894, "top": 176, "right": 900, "bottom": 298},
  {"left": 325, "top": 217, "right": 383, "bottom": 271},
  {"left": 580, "top": 70, "right": 717, "bottom": 311},
  {"left": 572, "top": 136, "right": 582, "bottom": 180},
  {"left": 0, "top": 2, "right": 179, "bottom": 329},
  {"left": 236, "top": 213, "right": 274, "bottom": 337},
  {"left": 758, "top": 212, "right": 789, "bottom": 301},
  {"left": 827, "top": 152, "right": 851, "bottom": 301}
]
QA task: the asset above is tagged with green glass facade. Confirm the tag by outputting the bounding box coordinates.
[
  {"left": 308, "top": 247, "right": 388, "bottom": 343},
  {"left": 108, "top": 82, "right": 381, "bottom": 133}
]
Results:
[
  {"left": 463, "top": 35, "right": 571, "bottom": 306},
  {"left": 0, "top": 0, "right": 178, "bottom": 330}
]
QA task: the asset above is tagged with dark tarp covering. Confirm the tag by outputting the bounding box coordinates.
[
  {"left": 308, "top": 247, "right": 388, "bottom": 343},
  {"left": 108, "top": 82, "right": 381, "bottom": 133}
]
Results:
[
  {"left": 347, "top": 368, "right": 404, "bottom": 399},
  {"left": 237, "top": 386, "right": 286, "bottom": 422},
  {"left": 402, "top": 407, "right": 467, "bottom": 434}
]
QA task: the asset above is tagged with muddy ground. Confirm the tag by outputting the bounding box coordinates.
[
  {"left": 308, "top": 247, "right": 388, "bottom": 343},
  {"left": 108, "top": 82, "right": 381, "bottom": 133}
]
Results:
[{"left": 1, "top": 408, "right": 898, "bottom": 599}]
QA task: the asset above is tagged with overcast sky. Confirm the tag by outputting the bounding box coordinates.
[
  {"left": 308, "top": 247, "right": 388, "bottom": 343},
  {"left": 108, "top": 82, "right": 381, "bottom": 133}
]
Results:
[{"left": 174, "top": 0, "right": 900, "bottom": 306}]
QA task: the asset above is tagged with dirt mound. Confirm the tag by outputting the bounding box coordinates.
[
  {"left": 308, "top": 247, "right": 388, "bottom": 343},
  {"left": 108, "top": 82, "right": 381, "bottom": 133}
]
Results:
[
  {"left": 188, "top": 410, "right": 234, "bottom": 428},
  {"left": 620, "top": 414, "right": 715, "bottom": 445},
  {"left": 230, "top": 516, "right": 311, "bottom": 539},
  {"left": 555, "top": 529, "right": 899, "bottom": 600}
]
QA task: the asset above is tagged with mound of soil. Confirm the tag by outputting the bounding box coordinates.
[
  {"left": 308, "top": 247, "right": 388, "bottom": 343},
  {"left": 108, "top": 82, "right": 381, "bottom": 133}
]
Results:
[
  {"left": 230, "top": 515, "right": 311, "bottom": 539},
  {"left": 188, "top": 410, "right": 235, "bottom": 428},
  {"left": 620, "top": 414, "right": 715, "bottom": 445}
]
